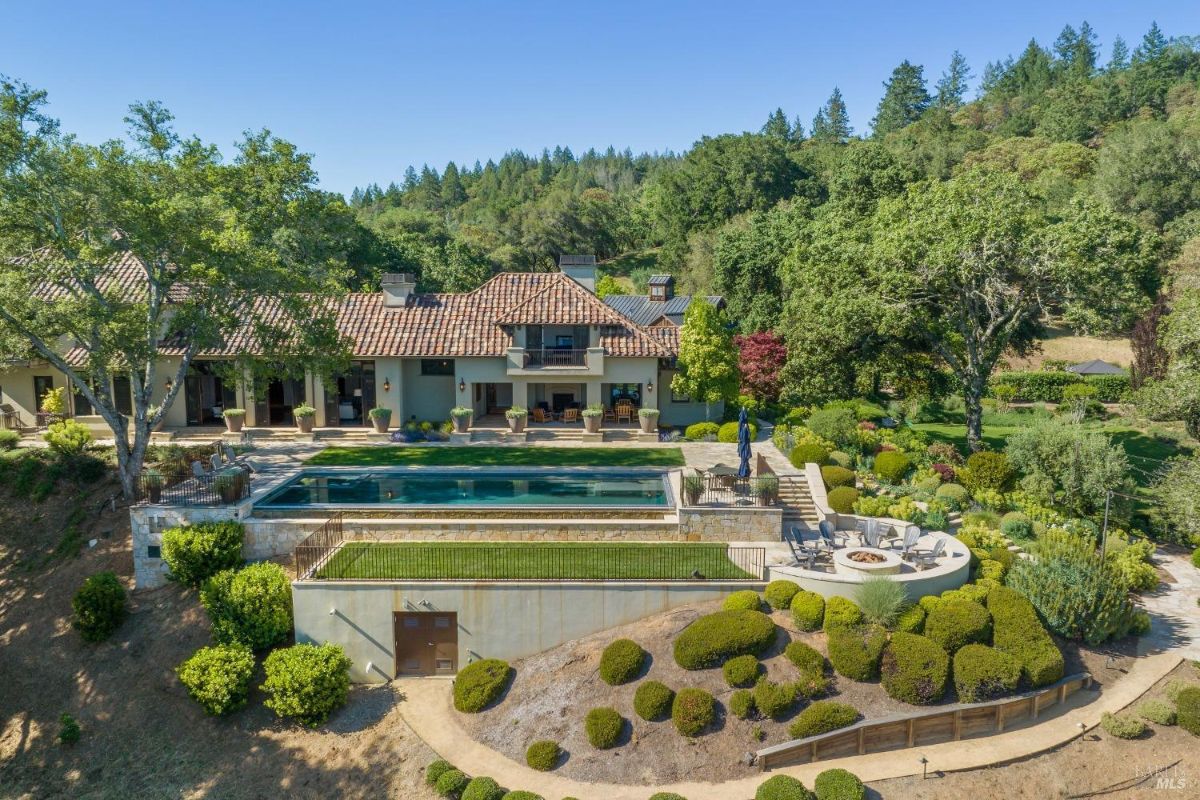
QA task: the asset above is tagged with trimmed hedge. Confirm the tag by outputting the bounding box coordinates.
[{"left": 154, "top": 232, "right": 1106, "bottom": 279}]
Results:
[
  {"left": 765, "top": 580, "right": 801, "bottom": 610},
  {"left": 463, "top": 777, "right": 506, "bottom": 800},
  {"left": 426, "top": 759, "right": 455, "bottom": 786},
  {"left": 873, "top": 451, "right": 912, "bottom": 484},
  {"left": 826, "top": 486, "right": 859, "bottom": 514},
  {"left": 1100, "top": 711, "right": 1146, "bottom": 739},
  {"left": 525, "top": 740, "right": 561, "bottom": 771},
  {"left": 959, "top": 451, "right": 1013, "bottom": 493},
  {"left": 599, "top": 639, "right": 646, "bottom": 686},
  {"left": 72, "top": 571, "right": 127, "bottom": 642},
  {"left": 685, "top": 422, "right": 720, "bottom": 440},
  {"left": 785, "top": 641, "right": 826, "bottom": 677},
  {"left": 500, "top": 793, "right": 542, "bottom": 800},
  {"left": 924, "top": 600, "right": 992, "bottom": 654},
  {"left": 672, "top": 688, "right": 716, "bottom": 736},
  {"left": 791, "top": 590, "right": 826, "bottom": 631},
  {"left": 673, "top": 609, "right": 777, "bottom": 669},
  {"left": 895, "top": 604, "right": 926, "bottom": 634},
  {"left": 827, "top": 625, "right": 887, "bottom": 681},
  {"left": 454, "top": 659, "right": 514, "bottom": 713},
  {"left": 436, "top": 769, "right": 470, "bottom": 798},
  {"left": 724, "top": 590, "right": 763, "bottom": 611},
  {"left": 723, "top": 655, "right": 763, "bottom": 687},
  {"left": 730, "top": 688, "right": 756, "bottom": 719},
  {"left": 199, "top": 562, "right": 293, "bottom": 650},
  {"left": 634, "top": 680, "right": 675, "bottom": 721},
  {"left": 953, "top": 644, "right": 1021, "bottom": 702},
  {"left": 718, "top": 420, "right": 759, "bottom": 442},
  {"left": 821, "top": 465, "right": 855, "bottom": 489},
  {"left": 176, "top": 643, "right": 256, "bottom": 716},
  {"left": 585, "top": 707, "right": 625, "bottom": 749},
  {"left": 1178, "top": 686, "right": 1200, "bottom": 736},
  {"left": 160, "top": 521, "right": 244, "bottom": 587},
  {"left": 822, "top": 597, "right": 864, "bottom": 632},
  {"left": 881, "top": 633, "right": 949, "bottom": 705},
  {"left": 756, "top": 774, "right": 815, "bottom": 800},
  {"left": 261, "top": 642, "right": 352, "bottom": 727},
  {"left": 789, "top": 701, "right": 859, "bottom": 739},
  {"left": 753, "top": 678, "right": 799, "bottom": 720},
  {"left": 987, "top": 586, "right": 1064, "bottom": 688},
  {"left": 791, "top": 443, "right": 830, "bottom": 468},
  {"left": 991, "top": 370, "right": 1079, "bottom": 402},
  {"left": 1138, "top": 699, "right": 1177, "bottom": 726},
  {"left": 813, "top": 768, "right": 865, "bottom": 800}
]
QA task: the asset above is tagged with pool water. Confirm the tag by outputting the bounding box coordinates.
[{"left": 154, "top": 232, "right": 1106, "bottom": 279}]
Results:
[{"left": 259, "top": 469, "right": 670, "bottom": 508}]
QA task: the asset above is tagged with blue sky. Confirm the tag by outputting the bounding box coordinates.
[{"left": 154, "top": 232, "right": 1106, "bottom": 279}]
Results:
[{"left": 4, "top": 1, "right": 1196, "bottom": 196}]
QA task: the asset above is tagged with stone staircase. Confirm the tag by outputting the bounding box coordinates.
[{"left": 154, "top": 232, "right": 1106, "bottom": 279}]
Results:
[{"left": 777, "top": 474, "right": 820, "bottom": 532}]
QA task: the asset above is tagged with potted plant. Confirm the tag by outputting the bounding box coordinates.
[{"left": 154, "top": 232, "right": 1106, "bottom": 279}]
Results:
[
  {"left": 40, "top": 386, "right": 66, "bottom": 424},
  {"left": 142, "top": 467, "right": 164, "bottom": 503},
  {"left": 752, "top": 474, "right": 779, "bottom": 505},
  {"left": 213, "top": 470, "right": 246, "bottom": 504},
  {"left": 582, "top": 404, "right": 603, "bottom": 433},
  {"left": 506, "top": 405, "right": 528, "bottom": 433},
  {"left": 638, "top": 407, "right": 659, "bottom": 434},
  {"left": 450, "top": 406, "right": 473, "bottom": 434},
  {"left": 368, "top": 407, "right": 392, "bottom": 433},
  {"left": 682, "top": 473, "right": 704, "bottom": 506},
  {"left": 222, "top": 408, "right": 245, "bottom": 433},
  {"left": 293, "top": 404, "right": 316, "bottom": 433}
]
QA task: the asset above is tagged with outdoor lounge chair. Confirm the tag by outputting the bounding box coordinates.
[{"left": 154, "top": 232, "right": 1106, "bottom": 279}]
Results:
[
  {"left": 911, "top": 537, "right": 947, "bottom": 570},
  {"left": 893, "top": 524, "right": 922, "bottom": 558},
  {"left": 532, "top": 408, "right": 551, "bottom": 423},
  {"left": 615, "top": 402, "right": 633, "bottom": 423},
  {"left": 785, "top": 526, "right": 826, "bottom": 570},
  {"left": 561, "top": 407, "right": 579, "bottom": 423},
  {"left": 221, "top": 443, "right": 255, "bottom": 473},
  {"left": 860, "top": 518, "right": 884, "bottom": 548},
  {"left": 818, "top": 519, "right": 851, "bottom": 549}
]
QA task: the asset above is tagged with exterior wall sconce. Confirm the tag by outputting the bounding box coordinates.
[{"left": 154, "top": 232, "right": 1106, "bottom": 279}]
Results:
[
  {"left": 646, "top": 379, "right": 654, "bottom": 392},
  {"left": 382, "top": 378, "right": 390, "bottom": 392},
  {"left": 164, "top": 378, "right": 173, "bottom": 390},
  {"left": 458, "top": 378, "right": 466, "bottom": 392}
]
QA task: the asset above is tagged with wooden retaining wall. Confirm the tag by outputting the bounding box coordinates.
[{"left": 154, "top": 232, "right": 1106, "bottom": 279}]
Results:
[{"left": 757, "top": 673, "right": 1093, "bottom": 770}]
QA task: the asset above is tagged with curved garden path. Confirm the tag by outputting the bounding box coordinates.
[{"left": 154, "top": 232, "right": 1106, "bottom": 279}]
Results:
[{"left": 395, "top": 551, "right": 1197, "bottom": 800}]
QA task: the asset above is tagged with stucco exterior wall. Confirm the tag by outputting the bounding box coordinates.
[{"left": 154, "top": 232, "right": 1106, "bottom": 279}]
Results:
[
  {"left": 400, "top": 359, "right": 456, "bottom": 423},
  {"left": 293, "top": 579, "right": 765, "bottom": 682},
  {"left": 656, "top": 367, "right": 723, "bottom": 426}
]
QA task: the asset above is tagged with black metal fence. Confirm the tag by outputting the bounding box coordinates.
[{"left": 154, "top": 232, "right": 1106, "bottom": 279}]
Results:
[
  {"left": 683, "top": 473, "right": 779, "bottom": 508},
  {"left": 135, "top": 465, "right": 251, "bottom": 507},
  {"left": 294, "top": 512, "right": 345, "bottom": 578},
  {"left": 526, "top": 348, "right": 587, "bottom": 367}
]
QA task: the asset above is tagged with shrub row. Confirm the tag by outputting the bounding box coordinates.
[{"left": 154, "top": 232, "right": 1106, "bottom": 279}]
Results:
[
  {"left": 924, "top": 599, "right": 992, "bottom": 654},
  {"left": 952, "top": 644, "right": 1021, "bottom": 702},
  {"left": 987, "top": 586, "right": 1065, "bottom": 688},
  {"left": 992, "top": 371, "right": 1129, "bottom": 403}
]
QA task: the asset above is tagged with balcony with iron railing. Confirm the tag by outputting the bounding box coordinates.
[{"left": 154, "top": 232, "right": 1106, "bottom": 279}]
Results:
[{"left": 506, "top": 346, "right": 604, "bottom": 375}]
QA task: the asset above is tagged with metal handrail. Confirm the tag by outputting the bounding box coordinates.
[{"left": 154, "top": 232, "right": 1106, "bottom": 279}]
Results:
[{"left": 526, "top": 348, "right": 588, "bottom": 367}]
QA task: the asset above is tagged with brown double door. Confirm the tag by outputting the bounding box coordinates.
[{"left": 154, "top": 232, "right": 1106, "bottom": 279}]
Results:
[{"left": 393, "top": 612, "right": 458, "bottom": 676}]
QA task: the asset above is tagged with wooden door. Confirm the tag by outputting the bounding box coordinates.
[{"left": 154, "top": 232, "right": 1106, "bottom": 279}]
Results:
[{"left": 393, "top": 612, "right": 458, "bottom": 676}]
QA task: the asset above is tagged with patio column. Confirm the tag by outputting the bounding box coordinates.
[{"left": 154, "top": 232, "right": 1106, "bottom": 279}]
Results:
[
  {"left": 241, "top": 366, "right": 259, "bottom": 427},
  {"left": 584, "top": 379, "right": 602, "bottom": 409}
]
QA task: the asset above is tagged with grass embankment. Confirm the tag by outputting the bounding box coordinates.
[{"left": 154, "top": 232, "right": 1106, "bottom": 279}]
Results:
[
  {"left": 305, "top": 446, "right": 685, "bottom": 468},
  {"left": 315, "top": 542, "right": 756, "bottom": 580}
]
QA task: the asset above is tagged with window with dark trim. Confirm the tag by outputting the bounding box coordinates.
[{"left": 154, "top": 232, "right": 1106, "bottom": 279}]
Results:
[
  {"left": 113, "top": 376, "right": 133, "bottom": 416},
  {"left": 420, "top": 359, "right": 454, "bottom": 376},
  {"left": 671, "top": 388, "right": 691, "bottom": 403},
  {"left": 147, "top": 545, "right": 161, "bottom": 559}
]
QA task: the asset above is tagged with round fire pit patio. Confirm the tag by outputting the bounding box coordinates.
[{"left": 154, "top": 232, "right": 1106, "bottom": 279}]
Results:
[{"left": 833, "top": 546, "right": 903, "bottom": 577}]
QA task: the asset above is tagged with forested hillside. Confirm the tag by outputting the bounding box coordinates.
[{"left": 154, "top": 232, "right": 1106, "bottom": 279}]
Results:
[{"left": 349, "top": 21, "right": 1200, "bottom": 412}]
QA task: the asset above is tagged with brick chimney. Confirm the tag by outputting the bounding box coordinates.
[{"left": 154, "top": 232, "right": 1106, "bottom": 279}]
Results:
[{"left": 381, "top": 273, "right": 416, "bottom": 307}]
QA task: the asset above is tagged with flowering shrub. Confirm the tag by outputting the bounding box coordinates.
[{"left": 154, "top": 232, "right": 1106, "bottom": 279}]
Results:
[{"left": 930, "top": 463, "right": 956, "bottom": 483}]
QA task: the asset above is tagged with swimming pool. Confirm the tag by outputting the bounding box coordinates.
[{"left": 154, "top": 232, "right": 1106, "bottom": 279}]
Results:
[{"left": 257, "top": 467, "right": 672, "bottom": 509}]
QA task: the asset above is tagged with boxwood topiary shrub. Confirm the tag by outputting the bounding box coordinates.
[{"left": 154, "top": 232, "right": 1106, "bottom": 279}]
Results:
[
  {"left": 730, "top": 688, "right": 756, "bottom": 719},
  {"left": 959, "top": 451, "right": 1014, "bottom": 493},
  {"left": 952, "top": 644, "right": 1021, "bottom": 702},
  {"left": 649, "top": 794, "right": 688, "bottom": 800},
  {"left": 918, "top": 595, "right": 942, "bottom": 614},
  {"left": 1100, "top": 711, "right": 1146, "bottom": 739},
  {"left": 788, "top": 701, "right": 859, "bottom": 739},
  {"left": 672, "top": 688, "right": 716, "bottom": 736},
  {"left": 753, "top": 678, "right": 799, "bottom": 720},
  {"left": 987, "top": 586, "right": 1064, "bottom": 688},
  {"left": 525, "top": 740, "right": 561, "bottom": 771},
  {"left": 723, "top": 654, "right": 762, "bottom": 687},
  {"left": 881, "top": 633, "right": 949, "bottom": 705},
  {"left": 791, "top": 590, "right": 825, "bottom": 632},
  {"left": 1138, "top": 699, "right": 1177, "bottom": 726},
  {"left": 828, "top": 451, "right": 853, "bottom": 469},
  {"left": 813, "top": 768, "right": 865, "bottom": 800},
  {"left": 784, "top": 640, "right": 826, "bottom": 676},
  {"left": 764, "top": 580, "right": 801, "bottom": 610},
  {"left": 436, "top": 769, "right": 470, "bottom": 798},
  {"left": 72, "top": 571, "right": 127, "bottom": 642},
  {"left": 999, "top": 512, "right": 1033, "bottom": 541},
  {"left": 685, "top": 422, "right": 720, "bottom": 440},
  {"left": 261, "top": 642, "right": 352, "bottom": 727},
  {"left": 199, "top": 562, "right": 293, "bottom": 650},
  {"left": 820, "top": 465, "right": 855, "bottom": 490},
  {"left": 895, "top": 604, "right": 926, "bottom": 634},
  {"left": 822, "top": 597, "right": 864, "bottom": 632},
  {"left": 176, "top": 643, "right": 256, "bottom": 715},
  {"left": 633, "top": 680, "right": 674, "bottom": 721},
  {"left": 673, "top": 609, "right": 776, "bottom": 669},
  {"left": 1177, "top": 686, "right": 1200, "bottom": 736},
  {"left": 827, "top": 625, "right": 886, "bottom": 681},
  {"left": 500, "top": 793, "right": 542, "bottom": 800},
  {"left": 924, "top": 599, "right": 992, "bottom": 654},
  {"left": 826, "top": 486, "right": 859, "bottom": 514},
  {"left": 161, "top": 521, "right": 245, "bottom": 587},
  {"left": 872, "top": 451, "right": 912, "bottom": 484},
  {"left": 426, "top": 759, "right": 455, "bottom": 786},
  {"left": 790, "top": 443, "right": 830, "bottom": 468},
  {"left": 718, "top": 420, "right": 759, "bottom": 442},
  {"left": 724, "top": 590, "right": 763, "bottom": 611},
  {"left": 756, "top": 774, "right": 815, "bottom": 800},
  {"left": 454, "top": 659, "right": 514, "bottom": 712},
  {"left": 599, "top": 638, "right": 646, "bottom": 685},
  {"left": 462, "top": 777, "right": 506, "bottom": 800},
  {"left": 935, "top": 483, "right": 969, "bottom": 510},
  {"left": 585, "top": 707, "right": 625, "bottom": 748}
]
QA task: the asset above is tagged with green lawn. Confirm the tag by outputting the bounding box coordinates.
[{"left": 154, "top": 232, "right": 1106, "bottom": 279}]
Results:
[
  {"left": 304, "top": 446, "right": 685, "bottom": 468},
  {"left": 314, "top": 541, "right": 758, "bottom": 581}
]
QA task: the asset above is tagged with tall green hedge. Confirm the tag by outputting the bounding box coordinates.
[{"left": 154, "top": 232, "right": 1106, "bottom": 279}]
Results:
[
  {"left": 161, "top": 521, "right": 244, "bottom": 587},
  {"left": 673, "top": 609, "right": 776, "bottom": 669},
  {"left": 986, "top": 586, "right": 1064, "bottom": 688},
  {"left": 992, "top": 371, "right": 1129, "bottom": 403}
]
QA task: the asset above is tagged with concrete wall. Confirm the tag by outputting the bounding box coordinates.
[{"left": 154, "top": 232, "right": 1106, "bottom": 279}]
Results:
[
  {"left": 293, "top": 579, "right": 764, "bottom": 682},
  {"left": 766, "top": 559, "right": 971, "bottom": 603},
  {"left": 130, "top": 500, "right": 256, "bottom": 588}
]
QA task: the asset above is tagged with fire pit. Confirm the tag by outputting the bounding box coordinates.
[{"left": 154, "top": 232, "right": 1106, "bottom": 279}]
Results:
[{"left": 833, "top": 547, "right": 903, "bottom": 577}]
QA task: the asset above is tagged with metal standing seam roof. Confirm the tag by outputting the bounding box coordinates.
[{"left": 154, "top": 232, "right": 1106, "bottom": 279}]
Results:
[{"left": 603, "top": 294, "right": 725, "bottom": 327}]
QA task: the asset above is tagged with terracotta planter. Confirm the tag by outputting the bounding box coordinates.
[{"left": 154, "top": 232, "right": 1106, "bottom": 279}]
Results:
[
  {"left": 507, "top": 415, "right": 527, "bottom": 433},
  {"left": 224, "top": 415, "right": 244, "bottom": 433},
  {"left": 372, "top": 417, "right": 389, "bottom": 433},
  {"left": 583, "top": 415, "right": 601, "bottom": 434},
  {"left": 638, "top": 413, "right": 658, "bottom": 434},
  {"left": 452, "top": 415, "right": 471, "bottom": 434},
  {"left": 296, "top": 416, "right": 315, "bottom": 434}
]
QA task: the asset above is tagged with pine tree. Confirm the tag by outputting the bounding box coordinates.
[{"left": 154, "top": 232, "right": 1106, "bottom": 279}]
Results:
[
  {"left": 761, "top": 108, "right": 791, "bottom": 140},
  {"left": 1072, "top": 21, "right": 1099, "bottom": 78},
  {"left": 1107, "top": 36, "right": 1130, "bottom": 71},
  {"left": 402, "top": 165, "right": 419, "bottom": 191},
  {"left": 790, "top": 114, "right": 806, "bottom": 141},
  {"left": 1133, "top": 21, "right": 1168, "bottom": 64},
  {"left": 440, "top": 161, "right": 466, "bottom": 208},
  {"left": 872, "top": 60, "right": 931, "bottom": 137},
  {"left": 811, "top": 88, "right": 852, "bottom": 144},
  {"left": 935, "top": 51, "right": 972, "bottom": 109},
  {"left": 1053, "top": 24, "right": 1079, "bottom": 66}
]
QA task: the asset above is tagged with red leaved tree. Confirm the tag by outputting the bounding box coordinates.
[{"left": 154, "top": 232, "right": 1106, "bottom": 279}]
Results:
[{"left": 735, "top": 331, "right": 788, "bottom": 403}]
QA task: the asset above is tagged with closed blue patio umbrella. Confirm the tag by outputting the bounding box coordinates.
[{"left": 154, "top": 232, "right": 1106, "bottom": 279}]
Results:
[{"left": 737, "top": 407, "right": 752, "bottom": 478}]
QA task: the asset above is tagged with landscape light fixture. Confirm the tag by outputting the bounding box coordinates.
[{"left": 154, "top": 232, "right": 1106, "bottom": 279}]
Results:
[
  {"left": 328, "top": 607, "right": 336, "bottom": 616},
  {"left": 919, "top": 756, "right": 929, "bottom": 779}
]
